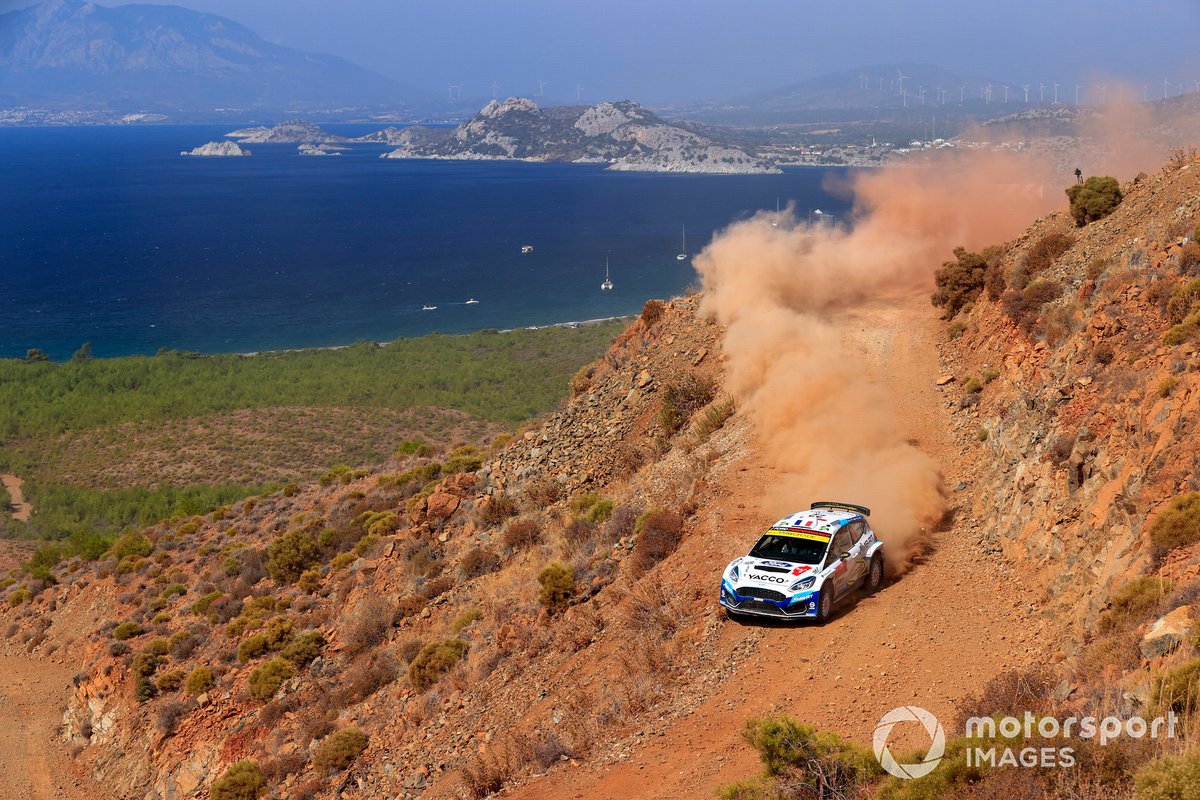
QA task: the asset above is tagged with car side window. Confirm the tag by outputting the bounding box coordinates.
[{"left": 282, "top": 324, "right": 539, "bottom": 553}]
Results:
[
  {"left": 834, "top": 528, "right": 853, "bottom": 556},
  {"left": 847, "top": 521, "right": 865, "bottom": 545}
]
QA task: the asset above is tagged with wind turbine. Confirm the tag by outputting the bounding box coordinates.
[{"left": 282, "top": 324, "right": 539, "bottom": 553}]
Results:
[
  {"left": 1074, "top": 84, "right": 1080, "bottom": 105},
  {"left": 918, "top": 86, "right": 926, "bottom": 105},
  {"left": 1097, "top": 83, "right": 1108, "bottom": 105},
  {"left": 1053, "top": 82, "right": 1060, "bottom": 104},
  {"left": 896, "top": 66, "right": 909, "bottom": 99},
  {"left": 538, "top": 79, "right": 547, "bottom": 97},
  {"left": 1003, "top": 85, "right": 1009, "bottom": 103},
  {"left": 575, "top": 84, "right": 584, "bottom": 101},
  {"left": 985, "top": 83, "right": 992, "bottom": 104},
  {"left": 1164, "top": 78, "right": 1171, "bottom": 99},
  {"left": 448, "top": 83, "right": 463, "bottom": 101},
  {"left": 1039, "top": 82, "right": 1046, "bottom": 103},
  {"left": 958, "top": 85, "right": 965, "bottom": 103},
  {"left": 1022, "top": 84, "right": 1030, "bottom": 103}
]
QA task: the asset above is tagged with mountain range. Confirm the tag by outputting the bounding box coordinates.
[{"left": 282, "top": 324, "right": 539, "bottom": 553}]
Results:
[{"left": 0, "top": 0, "right": 409, "bottom": 112}]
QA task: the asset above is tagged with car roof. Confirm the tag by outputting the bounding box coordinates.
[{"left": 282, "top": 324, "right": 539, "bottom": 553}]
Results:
[{"left": 768, "top": 508, "right": 861, "bottom": 535}]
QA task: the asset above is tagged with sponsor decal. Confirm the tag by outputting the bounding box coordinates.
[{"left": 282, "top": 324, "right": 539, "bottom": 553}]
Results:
[{"left": 748, "top": 573, "right": 787, "bottom": 584}]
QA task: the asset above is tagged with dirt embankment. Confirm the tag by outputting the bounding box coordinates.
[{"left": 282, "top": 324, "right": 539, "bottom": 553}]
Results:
[{"left": 0, "top": 653, "right": 112, "bottom": 800}]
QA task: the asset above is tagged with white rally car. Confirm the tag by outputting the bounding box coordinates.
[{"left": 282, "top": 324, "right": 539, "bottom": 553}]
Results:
[{"left": 719, "top": 502, "right": 885, "bottom": 623}]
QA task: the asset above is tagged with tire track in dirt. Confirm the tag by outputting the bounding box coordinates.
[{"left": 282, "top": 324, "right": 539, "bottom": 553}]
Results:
[
  {"left": 0, "top": 654, "right": 110, "bottom": 800},
  {"left": 510, "top": 293, "right": 1046, "bottom": 799}
]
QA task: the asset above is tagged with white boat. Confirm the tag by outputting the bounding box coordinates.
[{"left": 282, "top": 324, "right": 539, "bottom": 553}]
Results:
[
  {"left": 465, "top": 298, "right": 480, "bottom": 305},
  {"left": 422, "top": 304, "right": 437, "bottom": 311},
  {"left": 521, "top": 245, "right": 534, "bottom": 254},
  {"left": 676, "top": 225, "right": 688, "bottom": 260},
  {"left": 601, "top": 257, "right": 613, "bottom": 291}
]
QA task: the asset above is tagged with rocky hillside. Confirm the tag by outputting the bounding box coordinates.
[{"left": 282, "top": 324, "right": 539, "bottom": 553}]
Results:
[
  {"left": 381, "top": 98, "right": 780, "bottom": 174},
  {"left": 226, "top": 121, "right": 346, "bottom": 145}
]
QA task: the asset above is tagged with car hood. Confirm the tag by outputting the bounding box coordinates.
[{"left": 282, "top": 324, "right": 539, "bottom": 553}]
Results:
[{"left": 727, "top": 557, "right": 820, "bottom": 587}]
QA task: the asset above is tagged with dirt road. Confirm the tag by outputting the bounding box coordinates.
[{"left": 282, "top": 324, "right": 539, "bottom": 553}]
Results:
[
  {"left": 0, "top": 654, "right": 109, "bottom": 800},
  {"left": 511, "top": 293, "right": 1044, "bottom": 799},
  {"left": 1, "top": 474, "right": 32, "bottom": 522}
]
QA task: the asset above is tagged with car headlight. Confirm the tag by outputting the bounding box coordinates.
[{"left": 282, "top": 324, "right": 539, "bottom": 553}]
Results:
[
  {"left": 728, "top": 559, "right": 741, "bottom": 582},
  {"left": 789, "top": 576, "right": 815, "bottom": 592}
]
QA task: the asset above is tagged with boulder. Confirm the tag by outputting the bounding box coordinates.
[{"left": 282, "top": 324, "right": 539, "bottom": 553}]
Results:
[
  {"left": 1140, "top": 604, "right": 1194, "bottom": 659},
  {"left": 426, "top": 491, "right": 460, "bottom": 521}
]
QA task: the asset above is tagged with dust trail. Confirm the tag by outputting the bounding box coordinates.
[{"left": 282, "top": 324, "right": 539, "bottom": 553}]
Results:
[{"left": 695, "top": 151, "right": 1060, "bottom": 572}]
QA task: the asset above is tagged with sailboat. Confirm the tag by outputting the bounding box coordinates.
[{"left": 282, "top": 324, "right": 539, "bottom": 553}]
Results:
[
  {"left": 465, "top": 298, "right": 480, "bottom": 305},
  {"left": 601, "top": 257, "right": 613, "bottom": 291},
  {"left": 676, "top": 225, "right": 688, "bottom": 261},
  {"left": 422, "top": 304, "right": 437, "bottom": 311}
]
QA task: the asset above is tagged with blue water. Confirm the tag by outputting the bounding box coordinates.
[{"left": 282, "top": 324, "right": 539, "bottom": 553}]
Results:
[{"left": 0, "top": 125, "right": 853, "bottom": 359}]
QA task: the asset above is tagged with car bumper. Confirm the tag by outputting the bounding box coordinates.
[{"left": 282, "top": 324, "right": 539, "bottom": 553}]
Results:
[{"left": 720, "top": 584, "right": 817, "bottom": 618}]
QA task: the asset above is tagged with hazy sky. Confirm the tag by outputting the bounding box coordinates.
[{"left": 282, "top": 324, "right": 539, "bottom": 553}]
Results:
[{"left": 79, "top": 0, "right": 1200, "bottom": 103}]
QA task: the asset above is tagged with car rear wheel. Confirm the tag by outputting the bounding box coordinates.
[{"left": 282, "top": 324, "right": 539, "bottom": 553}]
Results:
[
  {"left": 816, "top": 589, "right": 832, "bottom": 623},
  {"left": 866, "top": 555, "right": 884, "bottom": 593}
]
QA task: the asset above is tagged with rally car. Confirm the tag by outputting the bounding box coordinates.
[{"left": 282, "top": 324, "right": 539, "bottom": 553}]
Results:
[{"left": 719, "top": 501, "right": 885, "bottom": 623}]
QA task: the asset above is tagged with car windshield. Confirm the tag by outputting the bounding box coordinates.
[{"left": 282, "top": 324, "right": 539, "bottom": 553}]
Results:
[{"left": 749, "top": 533, "right": 829, "bottom": 565}]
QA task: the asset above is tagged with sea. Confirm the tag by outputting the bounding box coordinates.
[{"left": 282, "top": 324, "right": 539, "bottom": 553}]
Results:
[{"left": 0, "top": 125, "right": 854, "bottom": 359}]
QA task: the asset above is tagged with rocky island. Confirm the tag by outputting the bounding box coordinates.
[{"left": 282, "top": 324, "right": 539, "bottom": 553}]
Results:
[
  {"left": 180, "top": 140, "right": 251, "bottom": 157},
  {"left": 381, "top": 98, "right": 780, "bottom": 174},
  {"left": 226, "top": 119, "right": 345, "bottom": 144},
  {"left": 297, "top": 143, "right": 346, "bottom": 156}
]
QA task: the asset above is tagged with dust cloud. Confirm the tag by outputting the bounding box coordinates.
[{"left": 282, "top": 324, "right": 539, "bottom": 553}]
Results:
[{"left": 694, "top": 151, "right": 1060, "bottom": 572}]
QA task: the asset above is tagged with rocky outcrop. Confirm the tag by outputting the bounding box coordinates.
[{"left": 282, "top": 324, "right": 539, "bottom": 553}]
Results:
[
  {"left": 382, "top": 97, "right": 780, "bottom": 175},
  {"left": 1141, "top": 605, "right": 1194, "bottom": 659},
  {"left": 180, "top": 140, "right": 250, "bottom": 157},
  {"left": 297, "top": 143, "right": 344, "bottom": 156},
  {"left": 226, "top": 119, "right": 344, "bottom": 144}
]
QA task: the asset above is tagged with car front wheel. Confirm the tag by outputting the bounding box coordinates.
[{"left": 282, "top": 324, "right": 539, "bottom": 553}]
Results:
[{"left": 816, "top": 589, "right": 832, "bottom": 623}]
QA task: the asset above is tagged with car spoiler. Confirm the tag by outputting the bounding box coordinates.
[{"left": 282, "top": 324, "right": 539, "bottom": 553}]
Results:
[{"left": 811, "top": 501, "right": 871, "bottom": 517}]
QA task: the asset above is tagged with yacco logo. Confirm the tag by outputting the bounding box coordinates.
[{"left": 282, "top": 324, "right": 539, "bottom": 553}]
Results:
[
  {"left": 748, "top": 574, "right": 787, "bottom": 584},
  {"left": 873, "top": 706, "right": 946, "bottom": 779}
]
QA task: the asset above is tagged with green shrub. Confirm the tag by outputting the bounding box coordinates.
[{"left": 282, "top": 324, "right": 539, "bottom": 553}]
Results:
[
  {"left": 237, "top": 633, "right": 270, "bottom": 662},
  {"left": 297, "top": 568, "right": 321, "bottom": 594},
  {"left": 692, "top": 398, "right": 735, "bottom": 441},
  {"left": 444, "top": 446, "right": 483, "bottom": 474},
  {"left": 161, "top": 582, "right": 187, "bottom": 599},
  {"left": 146, "top": 638, "right": 171, "bottom": 656},
  {"left": 1098, "top": 577, "right": 1175, "bottom": 633},
  {"left": 451, "top": 608, "right": 482, "bottom": 633},
  {"left": 185, "top": 666, "right": 215, "bottom": 695},
  {"left": 111, "top": 532, "right": 153, "bottom": 560},
  {"left": 537, "top": 563, "right": 575, "bottom": 615},
  {"left": 1166, "top": 278, "right": 1200, "bottom": 324},
  {"left": 156, "top": 669, "right": 185, "bottom": 692},
  {"left": 962, "top": 377, "right": 982, "bottom": 395},
  {"left": 719, "top": 716, "right": 880, "bottom": 800},
  {"left": 210, "top": 760, "right": 265, "bottom": 800},
  {"left": 281, "top": 630, "right": 325, "bottom": 668},
  {"left": 1152, "top": 658, "right": 1200, "bottom": 713},
  {"left": 584, "top": 499, "right": 614, "bottom": 524},
  {"left": 1066, "top": 176, "right": 1123, "bottom": 226},
  {"left": 312, "top": 728, "right": 369, "bottom": 772},
  {"left": 408, "top": 639, "right": 468, "bottom": 692},
  {"left": 131, "top": 651, "right": 160, "bottom": 678},
  {"left": 112, "top": 621, "right": 144, "bottom": 640},
  {"left": 1164, "top": 310, "right": 1200, "bottom": 346},
  {"left": 1149, "top": 494, "right": 1200, "bottom": 551},
  {"left": 247, "top": 657, "right": 295, "bottom": 701},
  {"left": 135, "top": 677, "right": 157, "bottom": 702},
  {"left": 261, "top": 616, "right": 294, "bottom": 650},
  {"left": 931, "top": 246, "right": 1004, "bottom": 318},
  {"left": 394, "top": 438, "right": 430, "bottom": 457},
  {"left": 192, "top": 590, "right": 222, "bottom": 616},
  {"left": 330, "top": 552, "right": 356, "bottom": 571},
  {"left": 1134, "top": 751, "right": 1200, "bottom": 800},
  {"left": 266, "top": 529, "right": 320, "bottom": 584},
  {"left": 355, "top": 510, "right": 399, "bottom": 538}
]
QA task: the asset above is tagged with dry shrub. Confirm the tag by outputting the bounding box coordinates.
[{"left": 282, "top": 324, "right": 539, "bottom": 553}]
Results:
[
  {"left": 261, "top": 751, "right": 308, "bottom": 784},
  {"left": 619, "top": 582, "right": 687, "bottom": 641},
  {"left": 536, "top": 563, "right": 575, "bottom": 615},
  {"left": 395, "top": 594, "right": 427, "bottom": 619},
  {"left": 420, "top": 575, "right": 454, "bottom": 600},
  {"left": 341, "top": 652, "right": 399, "bottom": 705},
  {"left": 295, "top": 691, "right": 337, "bottom": 746},
  {"left": 1166, "top": 278, "right": 1200, "bottom": 324},
  {"left": 1076, "top": 626, "right": 1142, "bottom": 683},
  {"left": 613, "top": 442, "right": 647, "bottom": 475},
  {"left": 502, "top": 518, "right": 540, "bottom": 551},
  {"left": 932, "top": 245, "right": 1005, "bottom": 317},
  {"left": 459, "top": 548, "right": 501, "bottom": 580},
  {"left": 408, "top": 639, "right": 468, "bottom": 692},
  {"left": 659, "top": 372, "right": 718, "bottom": 434},
  {"left": 155, "top": 699, "right": 191, "bottom": 736},
  {"left": 1022, "top": 231, "right": 1074, "bottom": 275},
  {"left": 1093, "top": 341, "right": 1115, "bottom": 365},
  {"left": 341, "top": 596, "right": 395, "bottom": 656},
  {"left": 522, "top": 477, "right": 563, "bottom": 508},
  {"left": 461, "top": 730, "right": 573, "bottom": 799},
  {"left": 954, "top": 667, "right": 1054, "bottom": 729},
  {"left": 1180, "top": 242, "right": 1200, "bottom": 276},
  {"left": 1002, "top": 278, "right": 1063, "bottom": 333},
  {"left": 628, "top": 510, "right": 683, "bottom": 575},
  {"left": 641, "top": 299, "right": 665, "bottom": 325},
  {"left": 477, "top": 494, "right": 518, "bottom": 527},
  {"left": 397, "top": 637, "right": 425, "bottom": 664}
]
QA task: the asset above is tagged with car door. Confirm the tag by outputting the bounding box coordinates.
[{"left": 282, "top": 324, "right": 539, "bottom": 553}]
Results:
[
  {"left": 825, "top": 527, "right": 854, "bottom": 599},
  {"left": 843, "top": 521, "right": 869, "bottom": 588}
]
